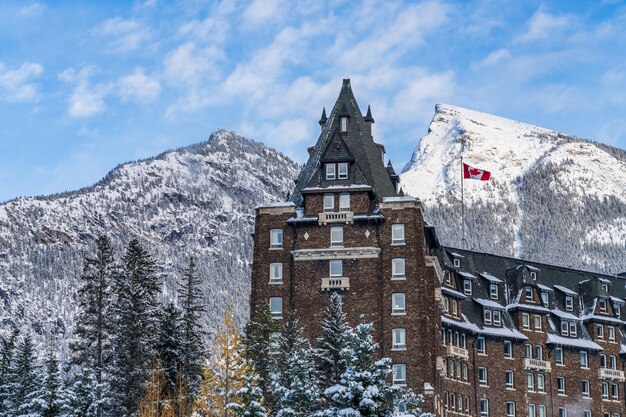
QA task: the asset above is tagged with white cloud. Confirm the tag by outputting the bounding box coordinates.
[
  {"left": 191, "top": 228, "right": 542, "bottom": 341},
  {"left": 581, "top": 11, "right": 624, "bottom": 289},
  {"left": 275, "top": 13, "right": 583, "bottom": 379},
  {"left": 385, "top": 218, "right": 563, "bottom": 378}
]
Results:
[
  {"left": 243, "top": 0, "right": 286, "bottom": 27},
  {"left": 59, "top": 67, "right": 110, "bottom": 118},
  {"left": 518, "top": 8, "right": 573, "bottom": 43},
  {"left": 18, "top": 2, "right": 45, "bottom": 17},
  {"left": 164, "top": 42, "right": 224, "bottom": 85},
  {"left": 93, "top": 17, "right": 152, "bottom": 53},
  {"left": 474, "top": 48, "right": 511, "bottom": 69},
  {"left": 0, "top": 61, "right": 44, "bottom": 102},
  {"left": 117, "top": 68, "right": 161, "bottom": 103}
]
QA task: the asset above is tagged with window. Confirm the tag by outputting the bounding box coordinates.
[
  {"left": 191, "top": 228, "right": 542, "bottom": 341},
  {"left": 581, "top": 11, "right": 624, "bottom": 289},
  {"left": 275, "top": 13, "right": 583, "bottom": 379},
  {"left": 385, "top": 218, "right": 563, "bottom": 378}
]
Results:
[
  {"left": 561, "top": 321, "right": 569, "bottom": 336},
  {"left": 527, "top": 373, "right": 534, "bottom": 391},
  {"left": 528, "top": 404, "right": 536, "bottom": 417},
  {"left": 478, "top": 367, "right": 487, "bottom": 386},
  {"left": 392, "top": 328, "right": 406, "bottom": 350},
  {"left": 391, "top": 224, "right": 405, "bottom": 244},
  {"left": 493, "top": 310, "right": 502, "bottom": 327},
  {"left": 555, "top": 348, "right": 563, "bottom": 365},
  {"left": 452, "top": 300, "right": 458, "bottom": 317},
  {"left": 538, "top": 405, "right": 546, "bottom": 417},
  {"left": 610, "top": 355, "right": 617, "bottom": 370},
  {"left": 599, "top": 298, "right": 607, "bottom": 313},
  {"left": 537, "top": 374, "right": 545, "bottom": 392},
  {"left": 541, "top": 292, "right": 549, "bottom": 307},
  {"left": 559, "top": 408, "right": 567, "bottom": 417},
  {"left": 323, "top": 193, "right": 334, "bottom": 211},
  {"left": 506, "top": 401, "right": 515, "bottom": 417},
  {"left": 480, "top": 399, "right": 488, "bottom": 417},
  {"left": 270, "top": 229, "right": 283, "bottom": 248},
  {"left": 530, "top": 271, "right": 537, "bottom": 280},
  {"left": 465, "top": 396, "right": 470, "bottom": 414},
  {"left": 602, "top": 283, "right": 609, "bottom": 292},
  {"left": 601, "top": 354, "right": 607, "bottom": 368},
  {"left": 340, "top": 117, "right": 348, "bottom": 132},
  {"left": 602, "top": 382, "right": 609, "bottom": 399},
  {"left": 505, "top": 370, "right": 514, "bottom": 388},
  {"left": 570, "top": 322, "right": 577, "bottom": 337},
  {"left": 597, "top": 324, "right": 604, "bottom": 340},
  {"left": 522, "top": 313, "right": 530, "bottom": 329},
  {"left": 477, "top": 337, "right": 485, "bottom": 354},
  {"left": 338, "top": 162, "right": 348, "bottom": 179},
  {"left": 565, "top": 296, "right": 573, "bottom": 311},
  {"left": 525, "top": 344, "right": 532, "bottom": 358},
  {"left": 463, "top": 279, "right": 472, "bottom": 295},
  {"left": 525, "top": 287, "right": 533, "bottom": 301},
  {"left": 582, "top": 380, "right": 590, "bottom": 397},
  {"left": 557, "top": 376, "right": 565, "bottom": 394},
  {"left": 611, "top": 383, "right": 619, "bottom": 400},
  {"left": 392, "top": 364, "right": 406, "bottom": 385},
  {"left": 269, "top": 263, "right": 283, "bottom": 283},
  {"left": 583, "top": 412, "right": 591, "bottom": 417},
  {"left": 339, "top": 193, "right": 350, "bottom": 211},
  {"left": 392, "top": 258, "right": 406, "bottom": 279},
  {"left": 392, "top": 293, "right": 405, "bottom": 315},
  {"left": 484, "top": 309, "right": 492, "bottom": 325},
  {"left": 462, "top": 363, "right": 468, "bottom": 381},
  {"left": 270, "top": 297, "right": 282, "bottom": 319},
  {"left": 453, "top": 258, "right": 461, "bottom": 268},
  {"left": 329, "top": 260, "right": 342, "bottom": 277},
  {"left": 608, "top": 326, "right": 615, "bottom": 342},
  {"left": 535, "top": 345, "right": 542, "bottom": 361},
  {"left": 325, "top": 163, "right": 336, "bottom": 180},
  {"left": 330, "top": 226, "right": 343, "bottom": 246},
  {"left": 616, "top": 303, "right": 622, "bottom": 318},
  {"left": 490, "top": 283, "right": 498, "bottom": 299},
  {"left": 443, "top": 297, "right": 449, "bottom": 313},
  {"left": 504, "top": 340, "right": 512, "bottom": 358},
  {"left": 580, "top": 351, "right": 588, "bottom": 368},
  {"left": 533, "top": 315, "right": 542, "bottom": 331}
]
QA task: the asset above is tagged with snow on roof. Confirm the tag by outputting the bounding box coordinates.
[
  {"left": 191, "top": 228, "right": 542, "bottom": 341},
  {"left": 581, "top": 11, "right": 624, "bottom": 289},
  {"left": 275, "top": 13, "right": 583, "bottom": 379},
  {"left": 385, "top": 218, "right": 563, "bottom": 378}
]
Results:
[
  {"left": 507, "top": 302, "right": 551, "bottom": 314},
  {"left": 256, "top": 201, "right": 295, "bottom": 209},
  {"left": 480, "top": 325, "right": 528, "bottom": 340},
  {"left": 474, "top": 298, "right": 504, "bottom": 309},
  {"left": 546, "top": 333, "right": 602, "bottom": 351},
  {"left": 551, "top": 309, "right": 580, "bottom": 321},
  {"left": 441, "top": 286, "right": 466, "bottom": 299},
  {"left": 479, "top": 272, "right": 503, "bottom": 283},
  {"left": 449, "top": 252, "right": 465, "bottom": 258},
  {"left": 526, "top": 265, "right": 540, "bottom": 271},
  {"left": 457, "top": 271, "right": 477, "bottom": 279},
  {"left": 353, "top": 214, "right": 385, "bottom": 220},
  {"left": 537, "top": 283, "right": 553, "bottom": 292},
  {"left": 382, "top": 196, "right": 417, "bottom": 203},
  {"left": 611, "top": 296, "right": 625, "bottom": 304},
  {"left": 301, "top": 184, "right": 372, "bottom": 192},
  {"left": 599, "top": 278, "right": 612, "bottom": 283},
  {"left": 553, "top": 285, "right": 577, "bottom": 296},
  {"left": 581, "top": 313, "right": 624, "bottom": 325}
]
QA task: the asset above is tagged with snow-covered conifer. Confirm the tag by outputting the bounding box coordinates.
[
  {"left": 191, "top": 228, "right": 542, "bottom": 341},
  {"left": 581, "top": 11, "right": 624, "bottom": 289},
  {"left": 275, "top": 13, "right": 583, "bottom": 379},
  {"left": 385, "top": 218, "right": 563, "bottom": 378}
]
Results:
[
  {"left": 157, "top": 302, "right": 183, "bottom": 389},
  {"left": 315, "top": 293, "right": 350, "bottom": 389}
]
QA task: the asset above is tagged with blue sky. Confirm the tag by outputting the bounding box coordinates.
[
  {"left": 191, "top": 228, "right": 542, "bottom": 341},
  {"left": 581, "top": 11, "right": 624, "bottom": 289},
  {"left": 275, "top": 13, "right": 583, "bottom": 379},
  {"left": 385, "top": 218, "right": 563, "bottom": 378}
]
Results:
[{"left": 1, "top": 0, "right": 626, "bottom": 201}]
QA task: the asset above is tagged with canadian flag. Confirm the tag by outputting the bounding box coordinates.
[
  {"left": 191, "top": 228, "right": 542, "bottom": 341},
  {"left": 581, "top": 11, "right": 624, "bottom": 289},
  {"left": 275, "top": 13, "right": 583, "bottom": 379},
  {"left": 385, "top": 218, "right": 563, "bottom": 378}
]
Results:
[{"left": 463, "top": 163, "right": 491, "bottom": 181}]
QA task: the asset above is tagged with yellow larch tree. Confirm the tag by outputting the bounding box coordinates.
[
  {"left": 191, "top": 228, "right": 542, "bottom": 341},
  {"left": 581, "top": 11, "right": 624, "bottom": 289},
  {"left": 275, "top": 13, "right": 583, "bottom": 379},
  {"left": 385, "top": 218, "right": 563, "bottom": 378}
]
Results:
[
  {"left": 139, "top": 362, "right": 189, "bottom": 417},
  {"left": 193, "top": 303, "right": 247, "bottom": 417}
]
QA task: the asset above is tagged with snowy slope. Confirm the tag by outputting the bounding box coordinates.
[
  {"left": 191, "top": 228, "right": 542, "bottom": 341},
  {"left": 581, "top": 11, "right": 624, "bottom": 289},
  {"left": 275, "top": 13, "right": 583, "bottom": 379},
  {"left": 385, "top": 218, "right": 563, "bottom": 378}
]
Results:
[
  {"left": 0, "top": 130, "right": 299, "bottom": 353},
  {"left": 401, "top": 104, "right": 626, "bottom": 274}
]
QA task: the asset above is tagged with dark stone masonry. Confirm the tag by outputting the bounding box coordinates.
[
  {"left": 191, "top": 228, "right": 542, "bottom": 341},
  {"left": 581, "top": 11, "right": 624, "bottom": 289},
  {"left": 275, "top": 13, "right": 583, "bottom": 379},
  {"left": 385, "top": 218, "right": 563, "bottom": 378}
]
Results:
[{"left": 250, "top": 79, "right": 626, "bottom": 416}]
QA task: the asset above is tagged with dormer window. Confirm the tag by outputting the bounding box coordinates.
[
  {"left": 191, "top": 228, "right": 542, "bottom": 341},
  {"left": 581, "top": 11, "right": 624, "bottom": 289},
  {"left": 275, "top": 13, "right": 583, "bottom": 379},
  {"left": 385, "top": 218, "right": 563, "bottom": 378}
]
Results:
[
  {"left": 525, "top": 287, "right": 533, "bottom": 302},
  {"left": 325, "top": 163, "right": 336, "bottom": 180},
  {"left": 340, "top": 117, "right": 348, "bottom": 132},
  {"left": 599, "top": 298, "right": 607, "bottom": 313},
  {"left": 616, "top": 304, "right": 621, "bottom": 319},
  {"left": 565, "top": 296, "right": 573, "bottom": 311},
  {"left": 601, "top": 283, "right": 609, "bottom": 292},
  {"left": 530, "top": 271, "right": 537, "bottom": 280},
  {"left": 338, "top": 162, "right": 348, "bottom": 179},
  {"left": 453, "top": 258, "right": 460, "bottom": 268},
  {"left": 463, "top": 280, "right": 472, "bottom": 295},
  {"left": 541, "top": 292, "right": 549, "bottom": 307},
  {"left": 489, "top": 284, "right": 498, "bottom": 300}
]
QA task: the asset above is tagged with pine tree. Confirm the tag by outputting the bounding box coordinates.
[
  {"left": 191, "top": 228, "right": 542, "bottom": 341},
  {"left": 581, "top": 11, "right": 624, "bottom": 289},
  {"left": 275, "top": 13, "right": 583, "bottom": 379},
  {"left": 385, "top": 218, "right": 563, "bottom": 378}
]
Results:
[
  {"left": 0, "top": 328, "right": 19, "bottom": 416},
  {"left": 319, "top": 323, "right": 425, "bottom": 417},
  {"left": 271, "top": 313, "right": 320, "bottom": 417},
  {"left": 157, "top": 303, "right": 183, "bottom": 389},
  {"left": 59, "top": 367, "right": 99, "bottom": 417},
  {"left": 315, "top": 293, "right": 350, "bottom": 390},
  {"left": 176, "top": 257, "right": 205, "bottom": 396},
  {"left": 226, "top": 371, "right": 267, "bottom": 417},
  {"left": 5, "top": 334, "right": 41, "bottom": 417},
  {"left": 110, "top": 239, "right": 161, "bottom": 417},
  {"left": 194, "top": 304, "right": 246, "bottom": 417},
  {"left": 34, "top": 346, "right": 62, "bottom": 417},
  {"left": 241, "top": 302, "right": 278, "bottom": 409},
  {"left": 72, "top": 234, "right": 117, "bottom": 417}
]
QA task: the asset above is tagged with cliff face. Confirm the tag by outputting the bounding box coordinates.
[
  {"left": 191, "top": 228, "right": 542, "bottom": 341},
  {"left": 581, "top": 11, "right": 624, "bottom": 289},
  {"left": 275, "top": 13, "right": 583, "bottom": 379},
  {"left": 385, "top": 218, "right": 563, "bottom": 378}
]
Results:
[{"left": 401, "top": 104, "right": 626, "bottom": 274}]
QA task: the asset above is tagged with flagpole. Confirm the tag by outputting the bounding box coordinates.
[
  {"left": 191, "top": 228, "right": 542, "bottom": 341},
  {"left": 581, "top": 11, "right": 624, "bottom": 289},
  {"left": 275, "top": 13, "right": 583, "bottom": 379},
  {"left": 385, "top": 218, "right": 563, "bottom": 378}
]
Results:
[{"left": 461, "top": 156, "right": 465, "bottom": 249}]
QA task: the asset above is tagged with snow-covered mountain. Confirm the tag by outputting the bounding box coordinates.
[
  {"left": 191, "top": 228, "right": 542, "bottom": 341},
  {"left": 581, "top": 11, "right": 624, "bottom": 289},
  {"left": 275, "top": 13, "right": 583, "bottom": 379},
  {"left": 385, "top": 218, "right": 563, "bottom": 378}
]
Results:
[
  {"left": 401, "top": 104, "right": 626, "bottom": 274},
  {"left": 0, "top": 130, "right": 299, "bottom": 353}
]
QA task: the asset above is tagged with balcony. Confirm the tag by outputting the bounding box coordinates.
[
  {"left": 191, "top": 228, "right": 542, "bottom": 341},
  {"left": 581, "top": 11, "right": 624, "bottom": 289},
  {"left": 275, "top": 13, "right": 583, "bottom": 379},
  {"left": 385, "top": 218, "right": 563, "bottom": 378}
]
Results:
[
  {"left": 446, "top": 345, "right": 469, "bottom": 361},
  {"left": 318, "top": 211, "right": 353, "bottom": 225},
  {"left": 599, "top": 368, "right": 625, "bottom": 381},
  {"left": 321, "top": 277, "right": 350, "bottom": 291},
  {"left": 524, "top": 358, "right": 551, "bottom": 372}
]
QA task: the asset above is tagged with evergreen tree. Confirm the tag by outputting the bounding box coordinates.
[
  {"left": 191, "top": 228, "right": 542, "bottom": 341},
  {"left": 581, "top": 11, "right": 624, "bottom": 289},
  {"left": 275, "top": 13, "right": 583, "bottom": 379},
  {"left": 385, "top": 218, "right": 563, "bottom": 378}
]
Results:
[
  {"left": 319, "top": 323, "right": 425, "bottom": 417},
  {"left": 109, "top": 239, "right": 160, "bottom": 417},
  {"left": 60, "top": 367, "right": 99, "bottom": 417},
  {"left": 315, "top": 293, "right": 350, "bottom": 389},
  {"left": 194, "top": 304, "right": 246, "bottom": 417},
  {"left": 177, "top": 257, "right": 206, "bottom": 396},
  {"left": 5, "top": 334, "right": 41, "bottom": 417},
  {"left": 72, "top": 234, "right": 117, "bottom": 417},
  {"left": 241, "top": 302, "right": 278, "bottom": 409},
  {"left": 271, "top": 313, "right": 320, "bottom": 417},
  {"left": 156, "top": 303, "right": 183, "bottom": 389},
  {"left": 226, "top": 371, "right": 267, "bottom": 417},
  {"left": 34, "top": 346, "right": 62, "bottom": 417},
  {"left": 0, "top": 328, "right": 19, "bottom": 416}
]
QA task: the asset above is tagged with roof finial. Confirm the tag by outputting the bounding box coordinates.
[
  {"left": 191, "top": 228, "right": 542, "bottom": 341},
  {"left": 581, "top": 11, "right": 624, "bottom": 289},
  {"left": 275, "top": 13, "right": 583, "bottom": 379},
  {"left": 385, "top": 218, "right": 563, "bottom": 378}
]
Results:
[
  {"left": 364, "top": 105, "right": 375, "bottom": 123},
  {"left": 319, "top": 107, "right": 327, "bottom": 126},
  {"left": 342, "top": 78, "right": 351, "bottom": 91}
]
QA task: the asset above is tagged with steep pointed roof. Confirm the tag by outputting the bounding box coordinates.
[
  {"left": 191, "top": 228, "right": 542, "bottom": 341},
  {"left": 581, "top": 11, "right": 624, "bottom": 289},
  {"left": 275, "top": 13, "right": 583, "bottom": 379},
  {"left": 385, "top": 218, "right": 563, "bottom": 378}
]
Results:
[
  {"left": 319, "top": 107, "right": 327, "bottom": 126},
  {"left": 364, "top": 105, "right": 375, "bottom": 123},
  {"left": 290, "top": 79, "right": 397, "bottom": 206}
]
